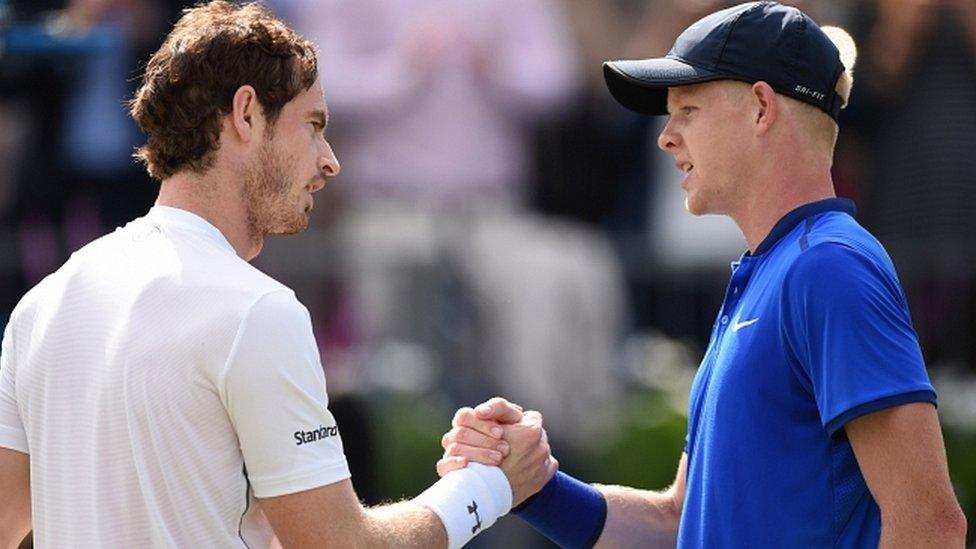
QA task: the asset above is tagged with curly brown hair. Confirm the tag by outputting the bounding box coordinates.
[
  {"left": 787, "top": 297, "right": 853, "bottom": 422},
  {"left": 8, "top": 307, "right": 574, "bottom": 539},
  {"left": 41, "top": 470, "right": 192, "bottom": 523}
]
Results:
[{"left": 130, "top": 1, "right": 317, "bottom": 180}]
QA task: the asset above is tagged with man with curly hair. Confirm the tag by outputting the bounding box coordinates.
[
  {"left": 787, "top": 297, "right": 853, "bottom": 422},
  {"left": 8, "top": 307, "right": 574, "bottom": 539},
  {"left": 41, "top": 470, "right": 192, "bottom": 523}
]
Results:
[{"left": 0, "top": 2, "right": 554, "bottom": 547}]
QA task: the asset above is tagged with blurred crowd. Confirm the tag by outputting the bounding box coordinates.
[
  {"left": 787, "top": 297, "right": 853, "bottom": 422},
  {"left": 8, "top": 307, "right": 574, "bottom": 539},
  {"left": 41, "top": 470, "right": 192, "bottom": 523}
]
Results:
[{"left": 1, "top": 0, "right": 975, "bottom": 545}]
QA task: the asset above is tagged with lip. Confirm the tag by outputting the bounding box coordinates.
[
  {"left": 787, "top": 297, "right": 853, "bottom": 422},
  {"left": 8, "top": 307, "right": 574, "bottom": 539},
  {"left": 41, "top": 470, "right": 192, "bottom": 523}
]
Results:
[
  {"left": 673, "top": 159, "right": 690, "bottom": 187},
  {"left": 310, "top": 175, "right": 327, "bottom": 191}
]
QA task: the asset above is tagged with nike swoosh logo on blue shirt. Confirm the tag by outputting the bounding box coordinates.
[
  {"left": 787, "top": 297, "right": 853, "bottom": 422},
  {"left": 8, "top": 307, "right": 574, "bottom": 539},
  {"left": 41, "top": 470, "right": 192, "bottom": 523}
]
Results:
[{"left": 732, "top": 318, "right": 760, "bottom": 332}]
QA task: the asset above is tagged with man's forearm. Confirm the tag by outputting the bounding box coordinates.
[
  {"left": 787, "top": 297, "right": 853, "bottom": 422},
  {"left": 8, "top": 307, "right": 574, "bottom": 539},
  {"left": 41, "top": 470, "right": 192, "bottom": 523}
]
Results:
[
  {"left": 594, "top": 485, "right": 681, "bottom": 549},
  {"left": 878, "top": 506, "right": 967, "bottom": 549},
  {"left": 364, "top": 501, "right": 448, "bottom": 548},
  {"left": 1, "top": 529, "right": 30, "bottom": 549},
  {"left": 0, "top": 447, "right": 31, "bottom": 549},
  {"left": 366, "top": 463, "right": 511, "bottom": 549}
]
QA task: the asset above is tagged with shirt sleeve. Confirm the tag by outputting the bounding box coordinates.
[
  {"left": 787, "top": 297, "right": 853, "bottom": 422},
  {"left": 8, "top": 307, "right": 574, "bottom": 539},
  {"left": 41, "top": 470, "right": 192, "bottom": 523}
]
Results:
[
  {"left": 0, "top": 321, "right": 28, "bottom": 454},
  {"left": 219, "top": 290, "right": 350, "bottom": 498},
  {"left": 783, "top": 242, "right": 936, "bottom": 436}
]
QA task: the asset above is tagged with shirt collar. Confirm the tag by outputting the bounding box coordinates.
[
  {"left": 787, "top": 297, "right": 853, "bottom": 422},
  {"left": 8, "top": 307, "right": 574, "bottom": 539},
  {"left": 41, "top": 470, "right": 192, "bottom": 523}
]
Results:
[
  {"left": 750, "top": 198, "right": 856, "bottom": 257},
  {"left": 144, "top": 205, "right": 237, "bottom": 255}
]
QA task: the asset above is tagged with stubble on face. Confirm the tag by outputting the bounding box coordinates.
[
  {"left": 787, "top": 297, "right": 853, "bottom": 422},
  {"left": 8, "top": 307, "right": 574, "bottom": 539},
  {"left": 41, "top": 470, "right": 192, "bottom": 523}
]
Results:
[{"left": 243, "top": 136, "right": 308, "bottom": 242}]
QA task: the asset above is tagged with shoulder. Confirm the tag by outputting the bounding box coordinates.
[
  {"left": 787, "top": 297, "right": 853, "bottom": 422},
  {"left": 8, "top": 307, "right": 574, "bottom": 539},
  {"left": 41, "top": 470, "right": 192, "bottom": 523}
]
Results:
[
  {"left": 162, "top": 227, "right": 294, "bottom": 315},
  {"left": 243, "top": 289, "right": 309, "bottom": 325},
  {"left": 199, "top": 269, "right": 302, "bottom": 348},
  {"left": 212, "top": 255, "right": 292, "bottom": 299},
  {"left": 804, "top": 211, "right": 893, "bottom": 267},
  {"left": 784, "top": 241, "right": 903, "bottom": 305},
  {"left": 785, "top": 212, "right": 901, "bottom": 293},
  {"left": 218, "top": 290, "right": 319, "bottom": 397},
  {"left": 781, "top": 228, "right": 912, "bottom": 335},
  {"left": 228, "top": 290, "right": 314, "bottom": 361}
]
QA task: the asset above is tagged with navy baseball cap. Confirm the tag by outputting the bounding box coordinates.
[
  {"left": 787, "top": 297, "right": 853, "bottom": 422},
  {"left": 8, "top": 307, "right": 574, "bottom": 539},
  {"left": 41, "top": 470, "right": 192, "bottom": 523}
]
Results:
[{"left": 604, "top": 1, "right": 845, "bottom": 120}]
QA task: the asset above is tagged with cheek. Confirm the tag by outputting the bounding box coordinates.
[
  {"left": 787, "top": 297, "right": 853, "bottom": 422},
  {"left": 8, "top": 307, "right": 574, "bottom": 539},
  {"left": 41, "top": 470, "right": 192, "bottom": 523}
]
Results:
[
  {"left": 684, "top": 130, "right": 715, "bottom": 173},
  {"left": 275, "top": 145, "right": 302, "bottom": 179},
  {"left": 703, "top": 125, "right": 746, "bottom": 169}
]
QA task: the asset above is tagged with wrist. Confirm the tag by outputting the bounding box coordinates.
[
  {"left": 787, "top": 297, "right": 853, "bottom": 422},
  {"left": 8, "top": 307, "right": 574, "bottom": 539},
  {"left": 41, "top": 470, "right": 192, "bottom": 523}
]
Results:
[
  {"left": 512, "top": 471, "right": 607, "bottom": 549},
  {"left": 413, "top": 463, "right": 512, "bottom": 549}
]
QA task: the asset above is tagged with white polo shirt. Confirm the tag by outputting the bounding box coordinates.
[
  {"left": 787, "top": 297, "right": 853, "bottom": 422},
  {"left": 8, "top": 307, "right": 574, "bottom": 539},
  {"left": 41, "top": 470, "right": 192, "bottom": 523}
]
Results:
[{"left": 0, "top": 206, "right": 350, "bottom": 547}]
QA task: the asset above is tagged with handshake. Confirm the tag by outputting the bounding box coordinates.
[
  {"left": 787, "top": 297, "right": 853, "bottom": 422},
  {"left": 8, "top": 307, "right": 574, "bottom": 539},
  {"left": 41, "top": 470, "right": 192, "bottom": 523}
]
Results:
[
  {"left": 413, "top": 397, "right": 607, "bottom": 548},
  {"left": 436, "top": 397, "right": 558, "bottom": 507},
  {"left": 416, "top": 397, "right": 609, "bottom": 549}
]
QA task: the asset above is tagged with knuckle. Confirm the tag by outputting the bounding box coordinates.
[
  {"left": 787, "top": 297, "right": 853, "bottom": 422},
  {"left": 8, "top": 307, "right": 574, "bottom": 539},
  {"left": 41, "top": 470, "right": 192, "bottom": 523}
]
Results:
[
  {"left": 453, "top": 407, "right": 474, "bottom": 425},
  {"left": 461, "top": 410, "right": 480, "bottom": 426},
  {"left": 455, "top": 427, "right": 473, "bottom": 444}
]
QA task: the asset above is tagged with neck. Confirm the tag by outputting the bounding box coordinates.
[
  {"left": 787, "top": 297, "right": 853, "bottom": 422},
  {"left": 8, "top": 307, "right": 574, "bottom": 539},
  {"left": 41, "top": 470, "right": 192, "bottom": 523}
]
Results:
[
  {"left": 730, "top": 166, "right": 835, "bottom": 254},
  {"left": 156, "top": 169, "right": 263, "bottom": 260}
]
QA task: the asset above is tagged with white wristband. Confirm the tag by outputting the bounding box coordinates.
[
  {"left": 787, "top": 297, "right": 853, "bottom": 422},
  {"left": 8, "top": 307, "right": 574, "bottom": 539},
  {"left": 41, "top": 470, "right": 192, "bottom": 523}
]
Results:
[{"left": 412, "top": 463, "right": 513, "bottom": 549}]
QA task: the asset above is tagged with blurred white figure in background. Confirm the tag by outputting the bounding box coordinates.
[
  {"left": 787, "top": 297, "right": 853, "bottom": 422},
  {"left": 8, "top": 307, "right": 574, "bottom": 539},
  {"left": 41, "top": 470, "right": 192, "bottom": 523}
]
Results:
[{"left": 278, "top": 0, "right": 626, "bottom": 450}]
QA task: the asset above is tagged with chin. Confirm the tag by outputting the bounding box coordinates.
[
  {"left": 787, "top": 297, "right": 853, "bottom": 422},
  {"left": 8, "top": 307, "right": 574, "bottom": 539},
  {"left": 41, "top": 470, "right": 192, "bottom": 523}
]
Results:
[
  {"left": 268, "top": 213, "right": 309, "bottom": 236},
  {"left": 285, "top": 218, "right": 310, "bottom": 235},
  {"left": 684, "top": 196, "right": 707, "bottom": 216}
]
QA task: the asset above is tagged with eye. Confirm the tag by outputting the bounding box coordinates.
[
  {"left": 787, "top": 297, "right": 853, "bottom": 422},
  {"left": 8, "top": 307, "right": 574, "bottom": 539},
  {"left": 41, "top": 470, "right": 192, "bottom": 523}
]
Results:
[
  {"left": 682, "top": 106, "right": 696, "bottom": 116},
  {"left": 310, "top": 121, "right": 326, "bottom": 137}
]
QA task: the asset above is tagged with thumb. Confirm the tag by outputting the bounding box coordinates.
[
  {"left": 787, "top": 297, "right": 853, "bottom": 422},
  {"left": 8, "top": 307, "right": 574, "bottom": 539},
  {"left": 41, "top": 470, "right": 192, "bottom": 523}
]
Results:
[{"left": 475, "top": 397, "right": 523, "bottom": 424}]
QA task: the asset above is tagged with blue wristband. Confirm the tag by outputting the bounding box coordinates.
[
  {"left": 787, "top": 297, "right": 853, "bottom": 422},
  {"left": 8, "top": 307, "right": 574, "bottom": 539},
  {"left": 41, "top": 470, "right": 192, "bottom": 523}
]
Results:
[{"left": 511, "top": 471, "right": 607, "bottom": 549}]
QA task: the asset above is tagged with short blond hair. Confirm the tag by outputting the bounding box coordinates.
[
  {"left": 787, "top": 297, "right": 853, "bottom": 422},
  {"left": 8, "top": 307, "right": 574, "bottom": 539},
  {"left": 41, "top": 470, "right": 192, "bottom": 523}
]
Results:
[
  {"left": 719, "top": 26, "right": 857, "bottom": 153},
  {"left": 822, "top": 26, "right": 857, "bottom": 108},
  {"left": 792, "top": 26, "right": 857, "bottom": 152}
]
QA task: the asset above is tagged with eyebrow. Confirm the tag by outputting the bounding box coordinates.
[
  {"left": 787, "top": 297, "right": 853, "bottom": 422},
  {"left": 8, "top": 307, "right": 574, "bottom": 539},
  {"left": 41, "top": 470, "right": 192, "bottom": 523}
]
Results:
[
  {"left": 308, "top": 109, "right": 328, "bottom": 128},
  {"left": 665, "top": 94, "right": 680, "bottom": 115},
  {"left": 667, "top": 95, "right": 693, "bottom": 116}
]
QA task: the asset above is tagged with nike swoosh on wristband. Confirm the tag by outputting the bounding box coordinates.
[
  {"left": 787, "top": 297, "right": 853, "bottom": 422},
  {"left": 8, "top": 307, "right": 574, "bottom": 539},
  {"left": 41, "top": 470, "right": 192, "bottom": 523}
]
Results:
[{"left": 732, "top": 318, "right": 760, "bottom": 332}]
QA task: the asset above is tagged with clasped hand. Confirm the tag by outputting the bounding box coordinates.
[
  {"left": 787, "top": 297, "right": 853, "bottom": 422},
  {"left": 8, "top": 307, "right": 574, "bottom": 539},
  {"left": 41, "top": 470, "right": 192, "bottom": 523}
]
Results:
[{"left": 437, "top": 397, "right": 558, "bottom": 507}]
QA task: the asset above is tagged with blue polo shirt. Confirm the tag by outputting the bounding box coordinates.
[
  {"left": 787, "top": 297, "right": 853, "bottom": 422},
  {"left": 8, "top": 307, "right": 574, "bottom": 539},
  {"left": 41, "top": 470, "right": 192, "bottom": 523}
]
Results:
[{"left": 677, "top": 198, "right": 936, "bottom": 548}]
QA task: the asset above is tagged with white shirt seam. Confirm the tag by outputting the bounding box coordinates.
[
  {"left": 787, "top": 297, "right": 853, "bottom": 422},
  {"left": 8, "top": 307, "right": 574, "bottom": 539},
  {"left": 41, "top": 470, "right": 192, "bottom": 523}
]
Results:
[{"left": 215, "top": 289, "right": 298, "bottom": 408}]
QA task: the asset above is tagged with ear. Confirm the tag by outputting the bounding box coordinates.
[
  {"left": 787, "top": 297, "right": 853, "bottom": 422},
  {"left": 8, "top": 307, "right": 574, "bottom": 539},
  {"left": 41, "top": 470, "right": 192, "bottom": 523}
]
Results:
[
  {"left": 751, "top": 81, "right": 778, "bottom": 136},
  {"left": 230, "top": 85, "right": 260, "bottom": 143}
]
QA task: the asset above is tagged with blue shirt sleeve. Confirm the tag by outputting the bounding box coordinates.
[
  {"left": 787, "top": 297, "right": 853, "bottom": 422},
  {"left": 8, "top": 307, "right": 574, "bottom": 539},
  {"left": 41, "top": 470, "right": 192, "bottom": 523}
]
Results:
[{"left": 782, "top": 242, "right": 936, "bottom": 436}]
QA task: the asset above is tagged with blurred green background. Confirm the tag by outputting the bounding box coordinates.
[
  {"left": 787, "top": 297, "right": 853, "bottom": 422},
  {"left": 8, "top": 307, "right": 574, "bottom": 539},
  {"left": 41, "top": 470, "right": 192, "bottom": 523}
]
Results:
[{"left": 368, "top": 386, "right": 976, "bottom": 547}]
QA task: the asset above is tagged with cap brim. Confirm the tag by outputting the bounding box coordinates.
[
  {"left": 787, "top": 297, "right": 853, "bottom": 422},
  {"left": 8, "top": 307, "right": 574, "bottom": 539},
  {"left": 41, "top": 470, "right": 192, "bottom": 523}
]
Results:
[{"left": 603, "top": 58, "right": 724, "bottom": 116}]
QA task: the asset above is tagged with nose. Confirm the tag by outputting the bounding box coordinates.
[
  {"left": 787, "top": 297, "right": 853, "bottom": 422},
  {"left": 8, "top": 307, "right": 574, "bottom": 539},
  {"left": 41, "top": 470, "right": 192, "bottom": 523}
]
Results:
[
  {"left": 657, "top": 116, "right": 680, "bottom": 152},
  {"left": 308, "top": 141, "right": 340, "bottom": 194},
  {"left": 318, "top": 140, "right": 341, "bottom": 178}
]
